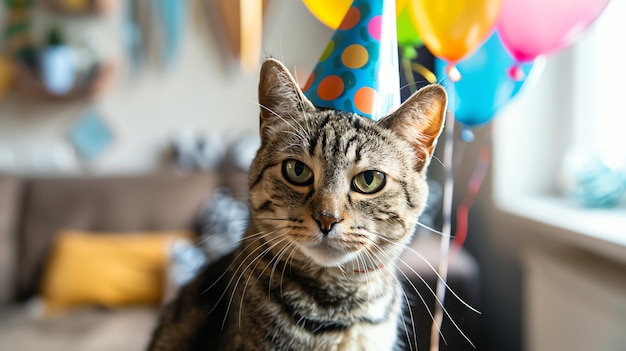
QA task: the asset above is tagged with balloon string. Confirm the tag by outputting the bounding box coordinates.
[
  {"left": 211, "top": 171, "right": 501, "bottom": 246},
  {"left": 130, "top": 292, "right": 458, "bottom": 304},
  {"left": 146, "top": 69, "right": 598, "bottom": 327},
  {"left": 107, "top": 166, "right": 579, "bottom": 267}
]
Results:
[
  {"left": 451, "top": 142, "right": 491, "bottom": 258},
  {"left": 402, "top": 57, "right": 418, "bottom": 95},
  {"left": 430, "top": 96, "right": 456, "bottom": 351},
  {"left": 412, "top": 62, "right": 437, "bottom": 84}
]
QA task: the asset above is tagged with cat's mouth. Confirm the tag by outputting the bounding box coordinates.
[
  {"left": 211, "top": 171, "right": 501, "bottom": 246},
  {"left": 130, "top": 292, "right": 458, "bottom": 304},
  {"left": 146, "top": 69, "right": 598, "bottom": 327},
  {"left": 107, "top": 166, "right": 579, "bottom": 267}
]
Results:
[{"left": 299, "top": 236, "right": 359, "bottom": 267}]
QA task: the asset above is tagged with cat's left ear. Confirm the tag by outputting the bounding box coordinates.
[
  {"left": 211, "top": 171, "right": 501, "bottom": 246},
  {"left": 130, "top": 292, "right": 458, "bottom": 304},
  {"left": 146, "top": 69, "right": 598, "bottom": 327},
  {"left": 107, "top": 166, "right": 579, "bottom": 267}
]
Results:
[
  {"left": 258, "top": 58, "right": 315, "bottom": 142},
  {"left": 378, "top": 84, "right": 447, "bottom": 170}
]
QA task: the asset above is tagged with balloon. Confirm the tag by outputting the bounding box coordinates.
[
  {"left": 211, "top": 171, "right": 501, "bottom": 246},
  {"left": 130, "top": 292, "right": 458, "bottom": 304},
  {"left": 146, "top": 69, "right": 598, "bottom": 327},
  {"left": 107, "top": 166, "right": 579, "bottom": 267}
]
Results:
[
  {"left": 302, "top": 0, "right": 352, "bottom": 29},
  {"left": 302, "top": 0, "right": 408, "bottom": 30},
  {"left": 409, "top": 0, "right": 502, "bottom": 80},
  {"left": 397, "top": 0, "right": 422, "bottom": 59},
  {"left": 496, "top": 0, "right": 610, "bottom": 72},
  {"left": 435, "top": 32, "right": 533, "bottom": 127}
]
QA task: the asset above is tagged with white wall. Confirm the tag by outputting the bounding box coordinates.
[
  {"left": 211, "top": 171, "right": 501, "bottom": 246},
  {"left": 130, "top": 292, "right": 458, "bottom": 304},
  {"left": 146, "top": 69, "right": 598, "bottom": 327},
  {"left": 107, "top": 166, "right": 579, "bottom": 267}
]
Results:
[{"left": 0, "top": 0, "right": 332, "bottom": 174}]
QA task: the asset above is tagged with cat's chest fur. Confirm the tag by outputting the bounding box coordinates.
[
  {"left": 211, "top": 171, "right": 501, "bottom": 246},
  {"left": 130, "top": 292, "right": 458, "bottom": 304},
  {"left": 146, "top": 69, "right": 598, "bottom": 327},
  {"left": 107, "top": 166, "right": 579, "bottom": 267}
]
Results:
[{"left": 220, "top": 234, "right": 404, "bottom": 351}]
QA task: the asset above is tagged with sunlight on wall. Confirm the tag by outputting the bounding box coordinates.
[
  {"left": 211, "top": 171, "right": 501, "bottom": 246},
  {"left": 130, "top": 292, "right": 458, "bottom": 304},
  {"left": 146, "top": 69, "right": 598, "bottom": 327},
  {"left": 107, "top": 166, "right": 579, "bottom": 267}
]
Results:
[{"left": 593, "top": 0, "right": 626, "bottom": 167}]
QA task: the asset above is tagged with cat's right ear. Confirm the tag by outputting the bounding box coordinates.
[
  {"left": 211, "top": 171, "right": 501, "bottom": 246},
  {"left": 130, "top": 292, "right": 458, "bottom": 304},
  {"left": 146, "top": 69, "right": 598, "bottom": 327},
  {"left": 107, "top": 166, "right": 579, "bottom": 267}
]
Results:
[
  {"left": 377, "top": 84, "right": 447, "bottom": 171},
  {"left": 258, "top": 58, "right": 315, "bottom": 142}
]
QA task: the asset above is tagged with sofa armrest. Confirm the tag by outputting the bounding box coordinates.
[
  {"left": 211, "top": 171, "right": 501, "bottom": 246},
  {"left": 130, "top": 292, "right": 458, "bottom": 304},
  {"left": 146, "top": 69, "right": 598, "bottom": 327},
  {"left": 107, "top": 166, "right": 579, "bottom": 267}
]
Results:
[{"left": 0, "top": 175, "right": 23, "bottom": 303}]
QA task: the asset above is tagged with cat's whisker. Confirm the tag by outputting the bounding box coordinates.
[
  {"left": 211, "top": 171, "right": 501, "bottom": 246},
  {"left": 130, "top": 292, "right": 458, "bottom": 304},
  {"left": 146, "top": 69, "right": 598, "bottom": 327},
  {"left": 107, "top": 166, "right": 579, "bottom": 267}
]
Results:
[
  {"left": 195, "top": 229, "right": 244, "bottom": 250},
  {"left": 280, "top": 238, "right": 303, "bottom": 302},
  {"left": 392, "top": 269, "right": 421, "bottom": 351},
  {"left": 371, "top": 241, "right": 475, "bottom": 348},
  {"left": 196, "top": 226, "right": 274, "bottom": 259},
  {"left": 223, "top": 230, "right": 290, "bottom": 329},
  {"left": 251, "top": 217, "right": 296, "bottom": 222},
  {"left": 247, "top": 233, "right": 295, "bottom": 294},
  {"left": 200, "top": 235, "right": 283, "bottom": 325},
  {"left": 256, "top": 101, "right": 309, "bottom": 142},
  {"left": 279, "top": 130, "right": 308, "bottom": 145},
  {"left": 354, "top": 252, "right": 373, "bottom": 302},
  {"left": 399, "top": 80, "right": 431, "bottom": 94},
  {"left": 396, "top": 255, "right": 475, "bottom": 348},
  {"left": 200, "top": 230, "right": 277, "bottom": 297},
  {"left": 237, "top": 234, "right": 292, "bottom": 328},
  {"left": 194, "top": 217, "right": 251, "bottom": 241},
  {"left": 369, "top": 233, "right": 480, "bottom": 315},
  {"left": 391, "top": 257, "right": 445, "bottom": 349},
  {"left": 290, "top": 65, "right": 314, "bottom": 140},
  {"left": 414, "top": 221, "right": 449, "bottom": 237},
  {"left": 267, "top": 240, "right": 298, "bottom": 302},
  {"left": 361, "top": 235, "right": 473, "bottom": 348},
  {"left": 431, "top": 155, "right": 445, "bottom": 168},
  {"left": 365, "top": 245, "right": 421, "bottom": 351},
  {"left": 202, "top": 228, "right": 289, "bottom": 318},
  {"left": 402, "top": 245, "right": 481, "bottom": 315},
  {"left": 337, "top": 262, "right": 347, "bottom": 278}
]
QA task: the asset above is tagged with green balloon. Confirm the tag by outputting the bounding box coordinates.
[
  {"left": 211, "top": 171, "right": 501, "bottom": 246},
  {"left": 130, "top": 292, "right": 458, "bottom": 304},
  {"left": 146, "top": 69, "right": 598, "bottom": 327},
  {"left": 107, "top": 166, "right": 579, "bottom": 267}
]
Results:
[{"left": 397, "top": 5, "right": 422, "bottom": 50}]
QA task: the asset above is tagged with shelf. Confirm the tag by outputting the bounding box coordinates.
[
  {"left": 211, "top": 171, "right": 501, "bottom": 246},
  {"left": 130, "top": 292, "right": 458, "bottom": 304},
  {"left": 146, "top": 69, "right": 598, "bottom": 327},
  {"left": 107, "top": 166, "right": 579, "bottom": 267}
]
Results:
[
  {"left": 38, "top": 0, "right": 117, "bottom": 15},
  {"left": 16, "top": 60, "right": 116, "bottom": 101}
]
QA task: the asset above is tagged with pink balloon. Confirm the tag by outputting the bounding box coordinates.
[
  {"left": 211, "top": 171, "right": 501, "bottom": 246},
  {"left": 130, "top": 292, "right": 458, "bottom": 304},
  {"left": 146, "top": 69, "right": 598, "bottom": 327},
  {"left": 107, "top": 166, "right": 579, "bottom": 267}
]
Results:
[{"left": 496, "top": 0, "right": 611, "bottom": 63}]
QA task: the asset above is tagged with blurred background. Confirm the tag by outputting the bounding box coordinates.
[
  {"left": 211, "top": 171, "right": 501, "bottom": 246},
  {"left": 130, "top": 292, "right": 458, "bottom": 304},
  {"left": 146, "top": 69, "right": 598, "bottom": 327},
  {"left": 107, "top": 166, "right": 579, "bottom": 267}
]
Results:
[{"left": 0, "top": 0, "right": 625, "bottom": 351}]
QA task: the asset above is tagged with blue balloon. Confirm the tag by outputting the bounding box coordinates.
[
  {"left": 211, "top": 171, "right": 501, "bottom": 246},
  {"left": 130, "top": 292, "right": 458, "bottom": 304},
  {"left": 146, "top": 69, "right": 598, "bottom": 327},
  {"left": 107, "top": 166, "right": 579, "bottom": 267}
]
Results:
[{"left": 435, "top": 31, "right": 533, "bottom": 127}]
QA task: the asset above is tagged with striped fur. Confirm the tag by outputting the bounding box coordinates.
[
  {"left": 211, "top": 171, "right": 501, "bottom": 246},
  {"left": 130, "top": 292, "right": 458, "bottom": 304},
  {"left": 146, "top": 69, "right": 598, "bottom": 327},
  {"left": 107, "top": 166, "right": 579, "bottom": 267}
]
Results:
[{"left": 148, "top": 59, "right": 446, "bottom": 351}]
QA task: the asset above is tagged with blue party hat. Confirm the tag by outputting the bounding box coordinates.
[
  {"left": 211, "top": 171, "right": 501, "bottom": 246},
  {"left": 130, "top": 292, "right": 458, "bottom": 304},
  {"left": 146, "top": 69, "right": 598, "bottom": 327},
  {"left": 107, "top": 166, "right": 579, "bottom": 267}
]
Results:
[{"left": 303, "top": 0, "right": 400, "bottom": 121}]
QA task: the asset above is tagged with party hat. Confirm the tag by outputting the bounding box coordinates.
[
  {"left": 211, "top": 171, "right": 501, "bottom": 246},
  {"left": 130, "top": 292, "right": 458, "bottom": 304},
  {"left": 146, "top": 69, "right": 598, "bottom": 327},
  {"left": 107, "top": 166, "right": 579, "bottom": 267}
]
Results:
[{"left": 303, "top": 0, "right": 400, "bottom": 121}]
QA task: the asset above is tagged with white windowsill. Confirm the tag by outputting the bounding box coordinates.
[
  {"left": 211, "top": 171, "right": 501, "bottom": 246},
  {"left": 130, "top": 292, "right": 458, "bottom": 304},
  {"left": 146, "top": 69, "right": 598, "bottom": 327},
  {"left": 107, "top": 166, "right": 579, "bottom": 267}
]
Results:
[{"left": 496, "top": 194, "right": 626, "bottom": 264}]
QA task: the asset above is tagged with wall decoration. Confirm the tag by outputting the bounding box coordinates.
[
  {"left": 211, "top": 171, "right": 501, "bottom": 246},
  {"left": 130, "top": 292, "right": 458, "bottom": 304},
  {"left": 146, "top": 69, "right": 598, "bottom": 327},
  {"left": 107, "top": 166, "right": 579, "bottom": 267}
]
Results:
[
  {"left": 1, "top": 0, "right": 36, "bottom": 101},
  {"left": 124, "top": 0, "right": 188, "bottom": 72},
  {"left": 69, "top": 108, "right": 114, "bottom": 159},
  {"left": 209, "top": 0, "right": 269, "bottom": 72},
  {"left": 2, "top": 0, "right": 117, "bottom": 101},
  {"left": 38, "top": 0, "right": 117, "bottom": 15},
  {"left": 40, "top": 25, "right": 76, "bottom": 94},
  {"left": 156, "top": 0, "right": 187, "bottom": 67}
]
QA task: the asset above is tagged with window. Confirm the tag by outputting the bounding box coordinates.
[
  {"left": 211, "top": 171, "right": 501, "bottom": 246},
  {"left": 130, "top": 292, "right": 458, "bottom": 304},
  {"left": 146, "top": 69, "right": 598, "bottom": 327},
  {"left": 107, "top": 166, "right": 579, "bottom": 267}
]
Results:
[{"left": 492, "top": 0, "right": 626, "bottom": 261}]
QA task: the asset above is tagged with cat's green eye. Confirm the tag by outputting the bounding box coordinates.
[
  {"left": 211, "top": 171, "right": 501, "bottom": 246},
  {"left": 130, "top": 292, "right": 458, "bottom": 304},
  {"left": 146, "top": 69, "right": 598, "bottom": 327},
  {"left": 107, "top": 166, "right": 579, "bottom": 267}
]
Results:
[
  {"left": 352, "top": 171, "right": 386, "bottom": 194},
  {"left": 282, "top": 159, "right": 314, "bottom": 186}
]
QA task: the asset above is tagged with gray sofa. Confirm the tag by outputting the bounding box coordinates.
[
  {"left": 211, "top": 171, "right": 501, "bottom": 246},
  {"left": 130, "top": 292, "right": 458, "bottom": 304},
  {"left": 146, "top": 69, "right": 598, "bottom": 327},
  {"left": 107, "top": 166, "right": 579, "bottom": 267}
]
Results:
[{"left": 0, "top": 172, "right": 222, "bottom": 351}]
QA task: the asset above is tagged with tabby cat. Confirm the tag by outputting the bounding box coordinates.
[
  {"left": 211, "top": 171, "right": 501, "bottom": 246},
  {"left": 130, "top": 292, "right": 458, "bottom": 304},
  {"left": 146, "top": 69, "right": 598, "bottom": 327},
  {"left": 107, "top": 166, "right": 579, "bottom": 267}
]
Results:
[{"left": 147, "top": 58, "right": 447, "bottom": 351}]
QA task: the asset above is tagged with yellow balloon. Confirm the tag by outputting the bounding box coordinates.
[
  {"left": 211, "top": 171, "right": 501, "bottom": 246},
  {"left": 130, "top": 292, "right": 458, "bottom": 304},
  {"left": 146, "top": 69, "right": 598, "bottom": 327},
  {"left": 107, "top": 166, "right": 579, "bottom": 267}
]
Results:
[
  {"left": 396, "top": 0, "right": 408, "bottom": 16},
  {"left": 409, "top": 0, "right": 502, "bottom": 63},
  {"left": 303, "top": 0, "right": 409, "bottom": 30},
  {"left": 302, "top": 0, "right": 352, "bottom": 29}
]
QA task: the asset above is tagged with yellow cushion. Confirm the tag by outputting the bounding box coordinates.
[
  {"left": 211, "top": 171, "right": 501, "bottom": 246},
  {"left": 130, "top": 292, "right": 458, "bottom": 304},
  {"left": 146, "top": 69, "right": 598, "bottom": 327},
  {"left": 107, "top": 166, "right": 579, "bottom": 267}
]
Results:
[{"left": 40, "top": 230, "right": 192, "bottom": 315}]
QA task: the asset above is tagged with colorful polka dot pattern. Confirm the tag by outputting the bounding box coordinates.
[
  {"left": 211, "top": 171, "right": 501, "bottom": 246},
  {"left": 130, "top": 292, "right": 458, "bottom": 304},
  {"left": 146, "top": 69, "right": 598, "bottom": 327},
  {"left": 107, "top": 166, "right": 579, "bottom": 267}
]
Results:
[{"left": 303, "top": 0, "right": 400, "bottom": 121}]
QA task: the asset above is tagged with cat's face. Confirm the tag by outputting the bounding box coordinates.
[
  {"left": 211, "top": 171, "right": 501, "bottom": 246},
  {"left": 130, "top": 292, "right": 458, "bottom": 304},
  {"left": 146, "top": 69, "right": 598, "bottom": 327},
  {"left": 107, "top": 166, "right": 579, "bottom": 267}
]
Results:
[{"left": 248, "top": 59, "right": 446, "bottom": 269}]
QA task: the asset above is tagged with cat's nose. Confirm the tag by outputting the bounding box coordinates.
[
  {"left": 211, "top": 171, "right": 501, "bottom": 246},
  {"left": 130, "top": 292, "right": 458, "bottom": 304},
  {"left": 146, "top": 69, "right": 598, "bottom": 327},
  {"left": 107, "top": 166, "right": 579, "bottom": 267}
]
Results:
[{"left": 314, "top": 212, "right": 342, "bottom": 235}]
